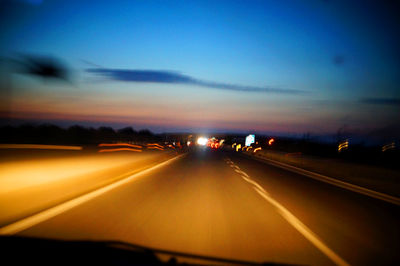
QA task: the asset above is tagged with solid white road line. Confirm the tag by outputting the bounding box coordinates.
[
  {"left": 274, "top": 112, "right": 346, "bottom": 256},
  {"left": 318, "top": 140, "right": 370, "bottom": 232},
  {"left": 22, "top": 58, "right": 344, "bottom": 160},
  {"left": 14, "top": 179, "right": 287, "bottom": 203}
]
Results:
[
  {"left": 254, "top": 187, "right": 350, "bottom": 266},
  {"left": 0, "top": 154, "right": 186, "bottom": 235}
]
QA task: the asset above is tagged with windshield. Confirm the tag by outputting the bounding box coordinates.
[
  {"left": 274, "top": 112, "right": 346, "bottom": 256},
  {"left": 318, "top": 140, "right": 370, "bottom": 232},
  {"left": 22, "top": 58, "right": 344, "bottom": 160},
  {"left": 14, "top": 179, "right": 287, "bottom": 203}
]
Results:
[{"left": 0, "top": 1, "right": 399, "bottom": 265}]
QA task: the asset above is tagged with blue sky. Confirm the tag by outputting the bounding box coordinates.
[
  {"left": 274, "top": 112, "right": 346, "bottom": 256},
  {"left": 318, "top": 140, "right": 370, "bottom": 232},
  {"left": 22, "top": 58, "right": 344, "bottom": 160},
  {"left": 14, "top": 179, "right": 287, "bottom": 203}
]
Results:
[{"left": 0, "top": 0, "right": 399, "bottom": 136}]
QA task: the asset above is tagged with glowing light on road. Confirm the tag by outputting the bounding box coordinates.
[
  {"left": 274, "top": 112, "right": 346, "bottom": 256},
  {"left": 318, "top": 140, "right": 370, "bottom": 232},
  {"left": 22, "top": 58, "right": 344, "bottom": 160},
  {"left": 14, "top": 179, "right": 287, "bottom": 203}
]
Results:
[
  {"left": 253, "top": 147, "right": 261, "bottom": 153},
  {"left": 268, "top": 138, "right": 275, "bottom": 145},
  {"left": 236, "top": 144, "right": 241, "bottom": 152},
  {"left": 197, "top": 137, "right": 208, "bottom": 146}
]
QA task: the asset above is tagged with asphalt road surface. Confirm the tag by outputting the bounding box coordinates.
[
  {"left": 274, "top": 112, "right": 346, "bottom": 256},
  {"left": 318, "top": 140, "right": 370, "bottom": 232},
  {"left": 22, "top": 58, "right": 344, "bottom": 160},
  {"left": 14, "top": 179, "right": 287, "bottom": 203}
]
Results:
[{"left": 8, "top": 149, "right": 400, "bottom": 265}]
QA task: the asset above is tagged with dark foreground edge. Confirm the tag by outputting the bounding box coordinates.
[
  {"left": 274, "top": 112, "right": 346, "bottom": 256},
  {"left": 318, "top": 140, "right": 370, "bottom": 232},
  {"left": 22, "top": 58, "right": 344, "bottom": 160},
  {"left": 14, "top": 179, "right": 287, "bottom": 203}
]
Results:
[{"left": 0, "top": 236, "right": 300, "bottom": 265}]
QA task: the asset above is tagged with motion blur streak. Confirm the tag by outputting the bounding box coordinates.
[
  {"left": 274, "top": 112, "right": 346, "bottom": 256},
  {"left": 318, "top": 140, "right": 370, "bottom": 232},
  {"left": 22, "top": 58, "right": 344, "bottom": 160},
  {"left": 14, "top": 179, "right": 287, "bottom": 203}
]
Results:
[
  {"left": 98, "top": 143, "right": 142, "bottom": 149},
  {"left": 147, "top": 143, "right": 164, "bottom": 148},
  {"left": 147, "top": 146, "right": 164, "bottom": 151},
  {"left": 338, "top": 140, "right": 349, "bottom": 152},
  {"left": 0, "top": 144, "right": 82, "bottom": 150},
  {"left": 253, "top": 147, "right": 262, "bottom": 153},
  {"left": 382, "top": 142, "right": 395, "bottom": 152},
  {"left": 268, "top": 139, "right": 275, "bottom": 146},
  {"left": 253, "top": 188, "right": 350, "bottom": 266},
  {"left": 0, "top": 154, "right": 185, "bottom": 235},
  {"left": 98, "top": 148, "right": 142, "bottom": 153}
]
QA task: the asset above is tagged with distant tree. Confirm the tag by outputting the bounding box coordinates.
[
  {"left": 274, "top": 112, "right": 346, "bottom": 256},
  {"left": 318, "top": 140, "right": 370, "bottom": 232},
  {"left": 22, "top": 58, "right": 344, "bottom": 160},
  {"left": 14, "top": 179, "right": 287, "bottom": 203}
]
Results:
[
  {"left": 138, "top": 129, "right": 153, "bottom": 136},
  {"left": 117, "top": 127, "right": 137, "bottom": 142},
  {"left": 117, "top": 127, "right": 137, "bottom": 135},
  {"left": 97, "top": 126, "right": 116, "bottom": 142},
  {"left": 336, "top": 125, "right": 350, "bottom": 143},
  {"left": 37, "top": 124, "right": 64, "bottom": 144},
  {"left": 98, "top": 126, "right": 115, "bottom": 133},
  {"left": 67, "top": 125, "right": 92, "bottom": 144}
]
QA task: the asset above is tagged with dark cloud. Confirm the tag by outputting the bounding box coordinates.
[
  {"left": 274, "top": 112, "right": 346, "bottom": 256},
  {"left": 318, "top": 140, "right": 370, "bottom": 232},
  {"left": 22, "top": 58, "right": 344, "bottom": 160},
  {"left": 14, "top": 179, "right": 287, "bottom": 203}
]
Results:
[
  {"left": 19, "top": 55, "right": 69, "bottom": 81},
  {"left": 361, "top": 98, "right": 400, "bottom": 106},
  {"left": 2, "top": 54, "right": 70, "bottom": 81},
  {"left": 86, "top": 68, "right": 305, "bottom": 94}
]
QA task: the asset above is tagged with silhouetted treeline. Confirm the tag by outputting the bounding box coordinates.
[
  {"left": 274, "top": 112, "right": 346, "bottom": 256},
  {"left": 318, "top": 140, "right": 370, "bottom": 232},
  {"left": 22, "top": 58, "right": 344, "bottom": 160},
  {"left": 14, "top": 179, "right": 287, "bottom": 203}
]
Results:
[{"left": 0, "top": 124, "right": 161, "bottom": 145}]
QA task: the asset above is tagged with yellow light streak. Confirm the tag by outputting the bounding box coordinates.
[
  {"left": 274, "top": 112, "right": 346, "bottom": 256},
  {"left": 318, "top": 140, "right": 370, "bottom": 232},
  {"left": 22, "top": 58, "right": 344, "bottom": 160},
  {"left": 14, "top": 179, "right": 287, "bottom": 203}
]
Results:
[
  {"left": 98, "top": 148, "right": 142, "bottom": 153},
  {"left": 382, "top": 142, "right": 395, "bottom": 152},
  {"left": 98, "top": 143, "right": 142, "bottom": 149},
  {"left": 0, "top": 144, "right": 82, "bottom": 150},
  {"left": 253, "top": 147, "right": 262, "bottom": 153},
  {"left": 147, "top": 143, "right": 164, "bottom": 148},
  {"left": 338, "top": 140, "right": 349, "bottom": 152},
  {"left": 236, "top": 144, "right": 241, "bottom": 152},
  {"left": 147, "top": 146, "right": 164, "bottom": 151}
]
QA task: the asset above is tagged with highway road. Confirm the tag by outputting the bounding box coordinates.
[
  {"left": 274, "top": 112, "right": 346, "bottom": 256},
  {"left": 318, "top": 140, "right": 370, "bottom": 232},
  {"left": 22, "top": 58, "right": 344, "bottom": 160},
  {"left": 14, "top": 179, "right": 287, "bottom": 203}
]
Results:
[{"left": 2, "top": 148, "right": 400, "bottom": 265}]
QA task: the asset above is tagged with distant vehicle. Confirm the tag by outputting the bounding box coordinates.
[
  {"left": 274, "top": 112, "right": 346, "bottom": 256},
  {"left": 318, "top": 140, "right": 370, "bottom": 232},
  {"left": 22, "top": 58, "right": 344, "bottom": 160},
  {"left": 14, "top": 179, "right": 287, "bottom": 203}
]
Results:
[{"left": 207, "top": 138, "right": 220, "bottom": 149}]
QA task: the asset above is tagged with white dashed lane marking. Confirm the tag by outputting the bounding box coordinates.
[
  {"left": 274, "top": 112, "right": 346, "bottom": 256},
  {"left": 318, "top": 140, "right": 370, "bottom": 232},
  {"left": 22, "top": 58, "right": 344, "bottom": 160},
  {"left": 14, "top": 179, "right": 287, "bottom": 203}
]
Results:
[{"left": 225, "top": 157, "right": 349, "bottom": 266}]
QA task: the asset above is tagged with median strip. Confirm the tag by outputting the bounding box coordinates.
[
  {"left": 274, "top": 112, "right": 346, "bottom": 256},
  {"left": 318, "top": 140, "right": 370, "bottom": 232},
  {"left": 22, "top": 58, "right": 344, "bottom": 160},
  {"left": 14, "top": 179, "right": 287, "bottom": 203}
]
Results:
[{"left": 245, "top": 153, "right": 400, "bottom": 206}]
